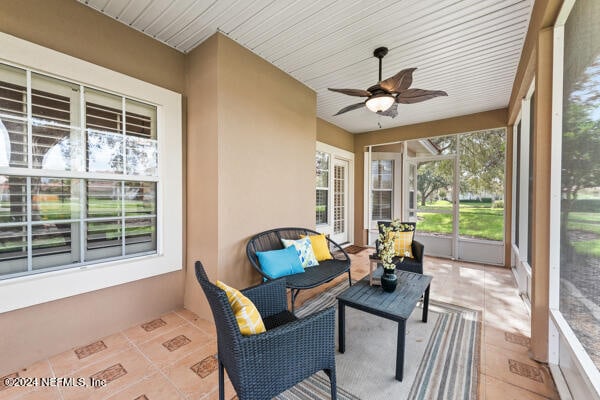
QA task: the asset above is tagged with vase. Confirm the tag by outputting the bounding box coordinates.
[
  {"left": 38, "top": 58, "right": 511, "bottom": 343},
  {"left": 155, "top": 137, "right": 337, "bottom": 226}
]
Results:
[{"left": 381, "top": 269, "right": 398, "bottom": 292}]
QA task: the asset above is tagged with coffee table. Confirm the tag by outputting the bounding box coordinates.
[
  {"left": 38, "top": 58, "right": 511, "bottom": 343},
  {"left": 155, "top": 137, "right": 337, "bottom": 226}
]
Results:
[{"left": 336, "top": 269, "right": 432, "bottom": 381}]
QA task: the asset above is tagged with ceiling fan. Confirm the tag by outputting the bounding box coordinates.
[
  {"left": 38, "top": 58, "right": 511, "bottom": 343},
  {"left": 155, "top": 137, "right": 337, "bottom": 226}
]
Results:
[{"left": 328, "top": 47, "right": 447, "bottom": 118}]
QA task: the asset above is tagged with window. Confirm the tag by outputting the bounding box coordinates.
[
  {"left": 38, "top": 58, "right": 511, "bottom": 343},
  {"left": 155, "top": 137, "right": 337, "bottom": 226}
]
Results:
[
  {"left": 315, "top": 151, "right": 329, "bottom": 225},
  {"left": 371, "top": 159, "right": 393, "bottom": 220},
  {"left": 0, "top": 63, "right": 158, "bottom": 279},
  {"left": 527, "top": 93, "right": 535, "bottom": 266},
  {"left": 0, "top": 32, "right": 182, "bottom": 313}
]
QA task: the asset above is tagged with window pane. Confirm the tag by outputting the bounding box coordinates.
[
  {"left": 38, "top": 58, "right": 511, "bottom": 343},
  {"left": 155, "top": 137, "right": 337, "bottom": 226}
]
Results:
[
  {"left": 86, "top": 220, "right": 122, "bottom": 261},
  {"left": 126, "top": 99, "right": 156, "bottom": 139},
  {"left": 0, "top": 176, "right": 27, "bottom": 223},
  {"left": 371, "top": 191, "right": 392, "bottom": 220},
  {"left": 32, "top": 178, "right": 79, "bottom": 221},
  {"left": 125, "top": 217, "right": 156, "bottom": 255},
  {"left": 559, "top": 0, "right": 600, "bottom": 370},
  {"left": 0, "top": 117, "right": 28, "bottom": 168},
  {"left": 126, "top": 136, "right": 157, "bottom": 176},
  {"left": 86, "top": 130, "right": 123, "bottom": 173},
  {"left": 371, "top": 160, "right": 393, "bottom": 189},
  {"left": 124, "top": 181, "right": 156, "bottom": 216},
  {"left": 316, "top": 152, "right": 330, "bottom": 188},
  {"left": 316, "top": 189, "right": 328, "bottom": 224},
  {"left": 0, "top": 226, "right": 27, "bottom": 276},
  {"left": 87, "top": 180, "right": 121, "bottom": 218},
  {"left": 428, "top": 135, "right": 457, "bottom": 155},
  {"left": 31, "top": 74, "right": 81, "bottom": 171},
  {"left": 0, "top": 64, "right": 27, "bottom": 119},
  {"left": 32, "top": 222, "right": 80, "bottom": 270}
]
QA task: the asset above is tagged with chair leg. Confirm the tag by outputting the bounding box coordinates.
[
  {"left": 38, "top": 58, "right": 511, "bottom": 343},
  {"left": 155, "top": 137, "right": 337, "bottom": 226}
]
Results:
[
  {"left": 218, "top": 360, "right": 225, "bottom": 400},
  {"left": 324, "top": 368, "right": 337, "bottom": 400},
  {"left": 347, "top": 270, "right": 352, "bottom": 286}
]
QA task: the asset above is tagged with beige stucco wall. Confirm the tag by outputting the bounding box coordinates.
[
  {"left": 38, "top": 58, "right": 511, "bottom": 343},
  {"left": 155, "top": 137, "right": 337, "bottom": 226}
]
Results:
[
  {"left": 184, "top": 34, "right": 317, "bottom": 319},
  {"left": 317, "top": 118, "right": 354, "bottom": 152},
  {"left": 352, "top": 109, "right": 508, "bottom": 245},
  {"left": 0, "top": 0, "right": 186, "bottom": 374}
]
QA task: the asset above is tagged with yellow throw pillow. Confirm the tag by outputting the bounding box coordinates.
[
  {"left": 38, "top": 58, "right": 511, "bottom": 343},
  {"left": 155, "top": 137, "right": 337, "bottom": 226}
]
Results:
[
  {"left": 216, "top": 280, "right": 266, "bottom": 336},
  {"left": 388, "top": 231, "right": 414, "bottom": 258},
  {"left": 302, "top": 234, "right": 333, "bottom": 261}
]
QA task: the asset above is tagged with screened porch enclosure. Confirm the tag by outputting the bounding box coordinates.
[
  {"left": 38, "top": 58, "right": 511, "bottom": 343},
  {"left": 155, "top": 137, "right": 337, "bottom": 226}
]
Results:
[{"left": 365, "top": 128, "right": 506, "bottom": 265}]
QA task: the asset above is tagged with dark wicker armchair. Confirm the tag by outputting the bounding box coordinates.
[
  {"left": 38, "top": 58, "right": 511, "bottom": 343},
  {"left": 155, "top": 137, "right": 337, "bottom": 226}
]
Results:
[
  {"left": 372, "top": 221, "right": 425, "bottom": 274},
  {"left": 195, "top": 261, "right": 337, "bottom": 400}
]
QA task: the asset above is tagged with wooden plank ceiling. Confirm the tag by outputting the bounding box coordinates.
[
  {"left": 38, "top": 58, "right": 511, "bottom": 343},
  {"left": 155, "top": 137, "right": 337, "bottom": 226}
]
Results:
[{"left": 80, "top": 0, "right": 533, "bottom": 133}]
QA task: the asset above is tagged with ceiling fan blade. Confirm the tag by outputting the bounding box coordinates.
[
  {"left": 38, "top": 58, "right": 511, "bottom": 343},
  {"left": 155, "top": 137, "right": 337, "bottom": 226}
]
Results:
[
  {"left": 395, "top": 89, "right": 447, "bottom": 104},
  {"left": 380, "top": 68, "right": 417, "bottom": 93},
  {"left": 376, "top": 103, "right": 398, "bottom": 118},
  {"left": 334, "top": 102, "right": 365, "bottom": 116},
  {"left": 328, "top": 88, "right": 372, "bottom": 97}
]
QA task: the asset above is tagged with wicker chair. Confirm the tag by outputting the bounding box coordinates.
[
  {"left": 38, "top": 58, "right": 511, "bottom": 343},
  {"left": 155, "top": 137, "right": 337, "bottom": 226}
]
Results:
[
  {"left": 194, "top": 261, "right": 337, "bottom": 400},
  {"left": 372, "top": 221, "right": 425, "bottom": 274}
]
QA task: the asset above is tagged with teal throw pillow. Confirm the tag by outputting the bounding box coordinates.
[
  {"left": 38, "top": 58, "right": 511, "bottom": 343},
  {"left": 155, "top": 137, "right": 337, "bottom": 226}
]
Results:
[
  {"left": 256, "top": 246, "right": 305, "bottom": 279},
  {"left": 281, "top": 237, "right": 319, "bottom": 268}
]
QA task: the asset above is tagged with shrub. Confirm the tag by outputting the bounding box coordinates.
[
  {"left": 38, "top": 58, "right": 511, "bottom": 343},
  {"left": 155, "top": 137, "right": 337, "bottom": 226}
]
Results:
[{"left": 492, "top": 200, "right": 504, "bottom": 209}]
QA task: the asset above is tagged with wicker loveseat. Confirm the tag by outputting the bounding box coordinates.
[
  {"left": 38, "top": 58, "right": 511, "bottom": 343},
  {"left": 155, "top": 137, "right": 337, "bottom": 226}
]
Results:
[{"left": 246, "top": 227, "right": 352, "bottom": 312}]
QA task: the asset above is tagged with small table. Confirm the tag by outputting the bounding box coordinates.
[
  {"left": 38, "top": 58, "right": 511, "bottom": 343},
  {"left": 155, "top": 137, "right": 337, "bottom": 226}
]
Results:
[{"left": 336, "top": 269, "right": 433, "bottom": 381}]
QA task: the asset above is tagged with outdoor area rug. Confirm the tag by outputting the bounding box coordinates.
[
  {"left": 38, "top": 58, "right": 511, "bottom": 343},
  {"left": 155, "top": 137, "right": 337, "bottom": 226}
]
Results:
[
  {"left": 342, "top": 245, "right": 369, "bottom": 254},
  {"left": 276, "top": 280, "right": 481, "bottom": 400}
]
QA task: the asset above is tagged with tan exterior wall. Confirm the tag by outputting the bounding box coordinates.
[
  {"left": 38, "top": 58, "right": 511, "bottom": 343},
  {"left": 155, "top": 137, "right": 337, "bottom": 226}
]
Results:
[
  {"left": 0, "top": 0, "right": 186, "bottom": 374},
  {"left": 316, "top": 118, "right": 354, "bottom": 152},
  {"left": 184, "top": 35, "right": 220, "bottom": 320},
  {"left": 184, "top": 34, "right": 317, "bottom": 318},
  {"left": 353, "top": 109, "right": 508, "bottom": 245},
  {"left": 0, "top": 0, "right": 186, "bottom": 94}
]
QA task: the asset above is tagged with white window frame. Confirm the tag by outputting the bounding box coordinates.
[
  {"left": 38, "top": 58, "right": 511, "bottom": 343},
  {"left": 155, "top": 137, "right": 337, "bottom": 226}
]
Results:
[
  {"left": 549, "top": 1, "right": 600, "bottom": 397},
  {"left": 0, "top": 32, "right": 183, "bottom": 313},
  {"left": 315, "top": 149, "right": 330, "bottom": 227}
]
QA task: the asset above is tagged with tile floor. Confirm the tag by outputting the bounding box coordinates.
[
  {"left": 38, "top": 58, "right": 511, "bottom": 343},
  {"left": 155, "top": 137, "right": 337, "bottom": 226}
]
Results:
[{"left": 0, "top": 252, "right": 560, "bottom": 400}]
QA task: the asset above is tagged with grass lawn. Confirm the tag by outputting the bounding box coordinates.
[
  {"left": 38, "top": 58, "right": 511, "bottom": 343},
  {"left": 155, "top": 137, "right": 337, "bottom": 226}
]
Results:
[{"left": 417, "top": 200, "right": 504, "bottom": 241}]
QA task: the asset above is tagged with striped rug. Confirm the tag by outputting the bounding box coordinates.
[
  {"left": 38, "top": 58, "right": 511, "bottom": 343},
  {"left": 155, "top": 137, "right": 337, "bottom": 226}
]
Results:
[{"left": 277, "top": 280, "right": 481, "bottom": 400}]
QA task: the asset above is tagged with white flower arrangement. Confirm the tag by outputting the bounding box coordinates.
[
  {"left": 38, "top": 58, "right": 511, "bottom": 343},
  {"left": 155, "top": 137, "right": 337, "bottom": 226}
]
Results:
[{"left": 377, "top": 220, "right": 415, "bottom": 271}]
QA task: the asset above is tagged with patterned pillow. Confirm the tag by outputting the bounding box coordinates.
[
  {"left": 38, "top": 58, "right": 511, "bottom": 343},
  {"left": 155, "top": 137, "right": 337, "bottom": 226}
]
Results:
[
  {"left": 281, "top": 237, "right": 319, "bottom": 268},
  {"left": 216, "top": 280, "right": 266, "bottom": 336},
  {"left": 389, "top": 231, "right": 414, "bottom": 258}
]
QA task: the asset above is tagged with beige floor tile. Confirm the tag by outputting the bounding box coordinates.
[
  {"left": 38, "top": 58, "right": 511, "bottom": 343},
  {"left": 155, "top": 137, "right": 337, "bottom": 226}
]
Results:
[
  {"left": 0, "top": 360, "right": 54, "bottom": 400},
  {"left": 123, "top": 311, "right": 188, "bottom": 345},
  {"left": 136, "top": 324, "right": 214, "bottom": 370},
  {"left": 10, "top": 387, "right": 62, "bottom": 400},
  {"left": 484, "top": 325, "right": 531, "bottom": 353},
  {"left": 483, "top": 344, "right": 559, "bottom": 399},
  {"left": 59, "top": 348, "right": 156, "bottom": 400},
  {"left": 104, "top": 372, "right": 184, "bottom": 400},
  {"left": 161, "top": 341, "right": 219, "bottom": 399},
  {"left": 485, "top": 375, "right": 554, "bottom": 399},
  {"left": 205, "top": 378, "right": 237, "bottom": 400},
  {"left": 175, "top": 309, "right": 217, "bottom": 337},
  {"left": 49, "top": 332, "right": 132, "bottom": 377}
]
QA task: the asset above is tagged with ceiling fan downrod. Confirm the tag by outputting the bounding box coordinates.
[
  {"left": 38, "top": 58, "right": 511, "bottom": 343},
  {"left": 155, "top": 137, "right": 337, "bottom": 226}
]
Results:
[{"left": 373, "top": 47, "right": 388, "bottom": 82}]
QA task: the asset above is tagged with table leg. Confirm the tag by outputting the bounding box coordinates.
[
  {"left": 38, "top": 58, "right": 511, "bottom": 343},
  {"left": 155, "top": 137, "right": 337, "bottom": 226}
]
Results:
[
  {"left": 396, "top": 320, "right": 406, "bottom": 381},
  {"left": 422, "top": 284, "right": 430, "bottom": 323},
  {"left": 338, "top": 302, "right": 345, "bottom": 353}
]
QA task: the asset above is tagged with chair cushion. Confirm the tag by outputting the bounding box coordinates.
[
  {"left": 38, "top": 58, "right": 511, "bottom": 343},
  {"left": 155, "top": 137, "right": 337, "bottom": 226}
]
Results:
[
  {"left": 302, "top": 234, "right": 333, "bottom": 261},
  {"left": 262, "top": 310, "right": 298, "bottom": 331},
  {"left": 284, "top": 259, "right": 349, "bottom": 289},
  {"left": 216, "top": 280, "right": 266, "bottom": 336},
  {"left": 256, "top": 246, "right": 305, "bottom": 278},
  {"left": 393, "top": 256, "right": 423, "bottom": 274},
  {"left": 281, "top": 237, "right": 319, "bottom": 268},
  {"left": 390, "top": 230, "right": 414, "bottom": 258}
]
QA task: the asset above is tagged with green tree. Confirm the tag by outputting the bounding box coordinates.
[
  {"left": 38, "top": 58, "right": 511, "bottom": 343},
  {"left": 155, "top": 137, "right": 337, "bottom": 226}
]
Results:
[
  {"left": 417, "top": 160, "right": 452, "bottom": 206},
  {"left": 459, "top": 129, "right": 506, "bottom": 198}
]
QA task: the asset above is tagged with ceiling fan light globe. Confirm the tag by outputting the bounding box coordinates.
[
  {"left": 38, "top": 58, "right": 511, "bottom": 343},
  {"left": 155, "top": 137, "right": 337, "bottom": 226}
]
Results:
[{"left": 365, "top": 94, "right": 395, "bottom": 112}]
